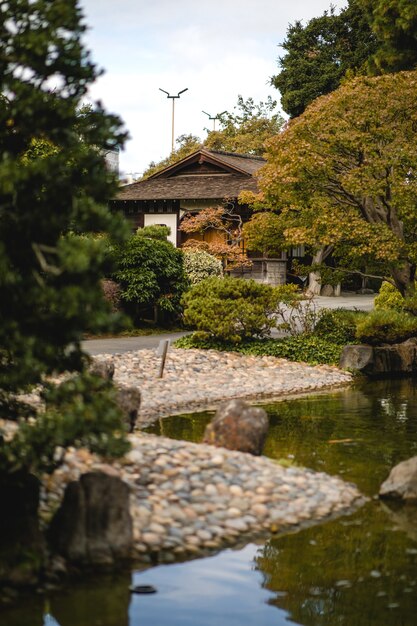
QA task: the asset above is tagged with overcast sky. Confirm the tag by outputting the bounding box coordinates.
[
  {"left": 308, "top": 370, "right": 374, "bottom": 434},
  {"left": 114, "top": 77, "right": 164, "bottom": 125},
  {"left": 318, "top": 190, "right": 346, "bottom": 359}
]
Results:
[{"left": 80, "top": 0, "right": 346, "bottom": 176}]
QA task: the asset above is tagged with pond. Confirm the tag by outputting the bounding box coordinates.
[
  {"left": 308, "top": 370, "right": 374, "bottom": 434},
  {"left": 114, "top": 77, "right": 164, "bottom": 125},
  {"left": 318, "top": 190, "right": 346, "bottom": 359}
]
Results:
[{"left": 4, "top": 379, "right": 417, "bottom": 626}]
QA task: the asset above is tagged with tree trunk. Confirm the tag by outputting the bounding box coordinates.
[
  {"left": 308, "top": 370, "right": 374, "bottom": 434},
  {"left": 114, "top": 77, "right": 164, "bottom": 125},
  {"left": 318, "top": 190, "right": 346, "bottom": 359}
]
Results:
[
  {"left": 391, "top": 263, "right": 416, "bottom": 298},
  {"left": 307, "top": 271, "right": 322, "bottom": 296},
  {"left": 306, "top": 247, "right": 333, "bottom": 296}
]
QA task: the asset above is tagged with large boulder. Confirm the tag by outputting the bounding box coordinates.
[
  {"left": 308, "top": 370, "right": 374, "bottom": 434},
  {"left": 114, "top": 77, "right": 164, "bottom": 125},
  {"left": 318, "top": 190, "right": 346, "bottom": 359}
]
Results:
[
  {"left": 339, "top": 339, "right": 417, "bottom": 376},
  {"left": 379, "top": 456, "right": 417, "bottom": 502},
  {"left": 203, "top": 399, "right": 268, "bottom": 456},
  {"left": 339, "top": 344, "right": 374, "bottom": 372},
  {"left": 48, "top": 472, "right": 132, "bottom": 568}
]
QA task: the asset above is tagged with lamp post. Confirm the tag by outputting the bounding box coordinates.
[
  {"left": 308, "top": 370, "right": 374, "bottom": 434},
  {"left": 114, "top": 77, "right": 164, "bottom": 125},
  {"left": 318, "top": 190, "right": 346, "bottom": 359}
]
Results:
[
  {"left": 159, "top": 87, "right": 188, "bottom": 153},
  {"left": 202, "top": 110, "right": 227, "bottom": 131}
]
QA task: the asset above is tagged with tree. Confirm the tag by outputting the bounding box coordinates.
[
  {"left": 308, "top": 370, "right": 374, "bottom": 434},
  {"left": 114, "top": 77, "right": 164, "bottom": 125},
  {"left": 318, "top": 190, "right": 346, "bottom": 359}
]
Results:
[
  {"left": 272, "top": 1, "right": 377, "bottom": 118},
  {"left": 112, "top": 226, "right": 188, "bottom": 324},
  {"left": 142, "top": 96, "right": 284, "bottom": 179},
  {"left": 0, "top": 0, "right": 130, "bottom": 577},
  {"left": 142, "top": 133, "right": 202, "bottom": 178},
  {"left": 204, "top": 95, "right": 284, "bottom": 155},
  {"left": 257, "top": 70, "right": 417, "bottom": 297},
  {"left": 180, "top": 203, "right": 250, "bottom": 269},
  {"left": 360, "top": 0, "right": 417, "bottom": 74}
]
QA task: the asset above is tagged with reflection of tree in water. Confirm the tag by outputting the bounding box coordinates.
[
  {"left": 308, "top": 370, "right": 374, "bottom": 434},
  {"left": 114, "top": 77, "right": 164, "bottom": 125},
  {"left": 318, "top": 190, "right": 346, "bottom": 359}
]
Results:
[
  {"left": 254, "top": 502, "right": 417, "bottom": 626},
  {"left": 262, "top": 380, "right": 417, "bottom": 495},
  {"left": 253, "top": 379, "right": 417, "bottom": 626}
]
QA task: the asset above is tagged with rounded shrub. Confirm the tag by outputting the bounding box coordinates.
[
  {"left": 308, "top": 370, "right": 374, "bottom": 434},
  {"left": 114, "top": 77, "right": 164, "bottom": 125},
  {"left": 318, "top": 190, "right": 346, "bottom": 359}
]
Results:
[
  {"left": 183, "top": 249, "right": 223, "bottom": 285},
  {"left": 374, "top": 282, "right": 405, "bottom": 312},
  {"left": 314, "top": 308, "right": 366, "bottom": 345},
  {"left": 182, "top": 276, "right": 282, "bottom": 343},
  {"left": 355, "top": 309, "right": 417, "bottom": 345}
]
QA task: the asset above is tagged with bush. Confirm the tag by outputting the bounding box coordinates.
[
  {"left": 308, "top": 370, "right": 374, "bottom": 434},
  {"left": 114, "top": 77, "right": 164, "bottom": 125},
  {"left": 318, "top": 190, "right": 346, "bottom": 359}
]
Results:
[
  {"left": 374, "top": 282, "right": 405, "bottom": 312},
  {"left": 175, "top": 334, "right": 343, "bottom": 365},
  {"left": 182, "top": 277, "right": 283, "bottom": 343},
  {"left": 183, "top": 249, "right": 223, "bottom": 285},
  {"left": 355, "top": 309, "right": 417, "bottom": 345},
  {"left": 313, "top": 308, "right": 366, "bottom": 345},
  {"left": 112, "top": 230, "right": 189, "bottom": 324}
]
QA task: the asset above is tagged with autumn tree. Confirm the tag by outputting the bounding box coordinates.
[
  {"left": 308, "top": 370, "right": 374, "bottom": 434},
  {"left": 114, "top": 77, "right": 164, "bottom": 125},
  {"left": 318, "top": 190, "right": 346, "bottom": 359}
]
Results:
[
  {"left": 360, "top": 0, "right": 417, "bottom": 74},
  {"left": 180, "top": 203, "right": 250, "bottom": 269},
  {"left": 257, "top": 70, "right": 417, "bottom": 297},
  {"left": 272, "top": 0, "right": 377, "bottom": 117}
]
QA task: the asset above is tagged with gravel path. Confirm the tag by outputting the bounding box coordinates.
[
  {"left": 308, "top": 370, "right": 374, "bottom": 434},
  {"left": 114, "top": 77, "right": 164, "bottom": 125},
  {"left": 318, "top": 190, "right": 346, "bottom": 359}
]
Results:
[
  {"left": 36, "top": 348, "right": 363, "bottom": 563},
  {"left": 94, "top": 347, "right": 353, "bottom": 426}
]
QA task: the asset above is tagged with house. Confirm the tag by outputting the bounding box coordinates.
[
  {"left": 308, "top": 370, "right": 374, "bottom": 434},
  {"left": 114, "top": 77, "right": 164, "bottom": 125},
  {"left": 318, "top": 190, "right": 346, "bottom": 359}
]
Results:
[{"left": 110, "top": 148, "right": 288, "bottom": 284}]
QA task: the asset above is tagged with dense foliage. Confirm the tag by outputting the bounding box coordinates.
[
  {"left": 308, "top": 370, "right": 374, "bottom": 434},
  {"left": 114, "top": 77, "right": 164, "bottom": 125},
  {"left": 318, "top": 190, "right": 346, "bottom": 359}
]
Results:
[
  {"left": 314, "top": 309, "right": 366, "bottom": 345},
  {"left": 355, "top": 309, "right": 417, "bottom": 345},
  {"left": 374, "top": 282, "right": 406, "bottom": 312},
  {"left": 0, "top": 0, "right": 130, "bottom": 478},
  {"left": 272, "top": 1, "right": 377, "bottom": 117},
  {"left": 175, "top": 334, "right": 343, "bottom": 366},
  {"left": 182, "top": 277, "right": 289, "bottom": 343},
  {"left": 112, "top": 226, "right": 188, "bottom": 324},
  {"left": 257, "top": 71, "right": 417, "bottom": 298},
  {"left": 183, "top": 249, "right": 223, "bottom": 285},
  {"left": 361, "top": 0, "right": 417, "bottom": 74}
]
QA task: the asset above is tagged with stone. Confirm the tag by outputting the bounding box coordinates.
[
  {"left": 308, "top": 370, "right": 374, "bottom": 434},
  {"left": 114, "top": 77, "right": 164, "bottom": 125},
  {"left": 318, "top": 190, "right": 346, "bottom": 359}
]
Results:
[
  {"left": 88, "top": 360, "right": 115, "bottom": 380},
  {"left": 320, "top": 284, "right": 334, "bottom": 297},
  {"left": 379, "top": 456, "right": 417, "bottom": 502},
  {"left": 116, "top": 386, "right": 141, "bottom": 433},
  {"left": 339, "top": 345, "right": 374, "bottom": 372},
  {"left": 340, "top": 339, "right": 417, "bottom": 377},
  {"left": 48, "top": 472, "right": 132, "bottom": 567},
  {"left": 203, "top": 399, "right": 269, "bottom": 456}
]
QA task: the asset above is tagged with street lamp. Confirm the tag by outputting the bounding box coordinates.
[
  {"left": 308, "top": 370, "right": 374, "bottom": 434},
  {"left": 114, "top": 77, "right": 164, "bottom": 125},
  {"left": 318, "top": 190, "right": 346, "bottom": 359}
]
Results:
[
  {"left": 159, "top": 87, "right": 188, "bottom": 153},
  {"left": 202, "top": 110, "right": 227, "bottom": 131}
]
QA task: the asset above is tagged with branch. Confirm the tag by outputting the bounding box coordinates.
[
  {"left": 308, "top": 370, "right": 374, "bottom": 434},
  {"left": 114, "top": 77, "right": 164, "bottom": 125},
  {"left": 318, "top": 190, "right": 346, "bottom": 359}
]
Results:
[{"left": 317, "top": 265, "right": 395, "bottom": 286}]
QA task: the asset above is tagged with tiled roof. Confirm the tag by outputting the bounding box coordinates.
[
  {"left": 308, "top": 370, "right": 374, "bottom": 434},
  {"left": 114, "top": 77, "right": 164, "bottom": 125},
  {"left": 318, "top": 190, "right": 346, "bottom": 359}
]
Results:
[{"left": 116, "top": 149, "right": 264, "bottom": 201}]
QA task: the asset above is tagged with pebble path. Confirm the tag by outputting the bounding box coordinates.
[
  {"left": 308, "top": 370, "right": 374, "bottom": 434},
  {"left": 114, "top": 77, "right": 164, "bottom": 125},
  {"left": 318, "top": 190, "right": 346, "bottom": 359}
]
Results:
[
  {"left": 41, "top": 433, "right": 364, "bottom": 563},
  {"left": 37, "top": 348, "right": 363, "bottom": 562},
  {"left": 94, "top": 347, "right": 353, "bottom": 425}
]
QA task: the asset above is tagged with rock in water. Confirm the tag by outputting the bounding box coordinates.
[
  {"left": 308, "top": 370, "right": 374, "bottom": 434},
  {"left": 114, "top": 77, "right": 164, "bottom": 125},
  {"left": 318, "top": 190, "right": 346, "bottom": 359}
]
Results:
[
  {"left": 379, "top": 456, "right": 417, "bottom": 502},
  {"left": 203, "top": 399, "right": 268, "bottom": 456},
  {"left": 48, "top": 472, "right": 132, "bottom": 567}
]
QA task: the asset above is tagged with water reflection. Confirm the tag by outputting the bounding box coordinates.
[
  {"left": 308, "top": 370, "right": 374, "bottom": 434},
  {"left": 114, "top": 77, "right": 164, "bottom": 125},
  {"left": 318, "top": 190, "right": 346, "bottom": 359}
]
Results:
[{"left": 4, "top": 380, "right": 417, "bottom": 626}]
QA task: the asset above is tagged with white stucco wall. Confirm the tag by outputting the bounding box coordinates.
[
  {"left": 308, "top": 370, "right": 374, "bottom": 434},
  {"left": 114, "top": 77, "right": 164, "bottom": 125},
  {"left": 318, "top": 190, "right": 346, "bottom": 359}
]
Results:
[{"left": 144, "top": 213, "right": 177, "bottom": 246}]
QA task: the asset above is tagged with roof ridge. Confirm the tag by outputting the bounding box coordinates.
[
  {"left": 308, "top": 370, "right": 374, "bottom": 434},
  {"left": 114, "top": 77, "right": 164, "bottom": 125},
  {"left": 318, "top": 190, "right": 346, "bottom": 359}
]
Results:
[{"left": 203, "top": 149, "right": 265, "bottom": 162}]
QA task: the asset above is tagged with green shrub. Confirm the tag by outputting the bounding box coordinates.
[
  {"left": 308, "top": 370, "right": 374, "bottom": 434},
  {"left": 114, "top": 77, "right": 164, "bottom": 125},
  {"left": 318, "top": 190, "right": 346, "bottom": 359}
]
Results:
[
  {"left": 182, "top": 277, "right": 283, "bottom": 343},
  {"left": 183, "top": 249, "right": 223, "bottom": 285},
  {"left": 355, "top": 309, "right": 417, "bottom": 345},
  {"left": 374, "top": 282, "right": 405, "bottom": 312},
  {"left": 313, "top": 308, "right": 366, "bottom": 345},
  {"left": 175, "top": 334, "right": 342, "bottom": 365},
  {"left": 113, "top": 231, "right": 188, "bottom": 324}
]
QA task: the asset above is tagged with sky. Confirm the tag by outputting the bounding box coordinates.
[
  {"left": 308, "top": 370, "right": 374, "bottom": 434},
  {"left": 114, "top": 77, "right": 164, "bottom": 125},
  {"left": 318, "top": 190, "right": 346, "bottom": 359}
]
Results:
[{"left": 80, "top": 0, "right": 346, "bottom": 177}]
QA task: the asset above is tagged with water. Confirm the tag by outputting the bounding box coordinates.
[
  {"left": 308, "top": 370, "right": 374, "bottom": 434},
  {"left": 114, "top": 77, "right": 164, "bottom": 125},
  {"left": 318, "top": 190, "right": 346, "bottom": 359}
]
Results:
[{"left": 4, "top": 379, "right": 417, "bottom": 626}]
